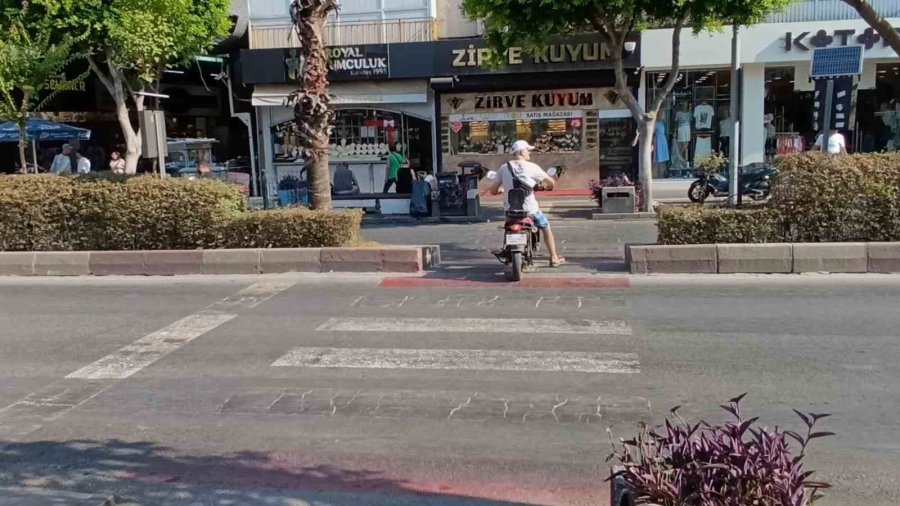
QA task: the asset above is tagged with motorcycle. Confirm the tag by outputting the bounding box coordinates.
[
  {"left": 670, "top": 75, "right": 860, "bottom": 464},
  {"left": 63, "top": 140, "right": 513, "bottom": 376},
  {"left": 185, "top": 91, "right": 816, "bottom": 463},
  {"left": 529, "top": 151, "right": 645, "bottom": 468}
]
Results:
[
  {"left": 492, "top": 166, "right": 565, "bottom": 281},
  {"left": 688, "top": 165, "right": 777, "bottom": 204}
]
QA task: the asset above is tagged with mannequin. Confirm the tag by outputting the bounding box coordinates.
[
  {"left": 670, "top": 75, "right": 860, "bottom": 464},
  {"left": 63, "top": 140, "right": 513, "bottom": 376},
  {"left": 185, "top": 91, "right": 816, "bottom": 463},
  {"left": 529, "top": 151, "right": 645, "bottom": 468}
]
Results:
[
  {"left": 675, "top": 103, "right": 692, "bottom": 162},
  {"left": 719, "top": 107, "right": 734, "bottom": 157},
  {"left": 764, "top": 113, "right": 776, "bottom": 157}
]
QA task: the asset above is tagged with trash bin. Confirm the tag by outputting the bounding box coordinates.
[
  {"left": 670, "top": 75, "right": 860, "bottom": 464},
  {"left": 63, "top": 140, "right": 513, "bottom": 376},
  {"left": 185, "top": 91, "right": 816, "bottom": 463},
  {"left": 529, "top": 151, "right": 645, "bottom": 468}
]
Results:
[{"left": 601, "top": 186, "right": 636, "bottom": 214}]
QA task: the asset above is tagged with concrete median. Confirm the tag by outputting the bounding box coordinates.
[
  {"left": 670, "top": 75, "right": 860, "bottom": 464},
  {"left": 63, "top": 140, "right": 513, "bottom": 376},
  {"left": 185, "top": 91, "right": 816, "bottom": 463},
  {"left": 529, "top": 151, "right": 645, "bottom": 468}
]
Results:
[
  {"left": 0, "top": 246, "right": 439, "bottom": 276},
  {"left": 628, "top": 242, "right": 900, "bottom": 274}
]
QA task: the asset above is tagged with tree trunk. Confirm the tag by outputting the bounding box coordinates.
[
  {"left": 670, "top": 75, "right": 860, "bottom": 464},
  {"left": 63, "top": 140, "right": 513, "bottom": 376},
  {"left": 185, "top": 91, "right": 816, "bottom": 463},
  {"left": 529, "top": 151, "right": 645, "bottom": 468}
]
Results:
[
  {"left": 292, "top": 0, "right": 338, "bottom": 211},
  {"left": 88, "top": 55, "right": 143, "bottom": 174},
  {"left": 17, "top": 137, "right": 28, "bottom": 173},
  {"left": 115, "top": 97, "right": 141, "bottom": 174},
  {"left": 638, "top": 120, "right": 655, "bottom": 210},
  {"left": 843, "top": 0, "right": 900, "bottom": 56}
]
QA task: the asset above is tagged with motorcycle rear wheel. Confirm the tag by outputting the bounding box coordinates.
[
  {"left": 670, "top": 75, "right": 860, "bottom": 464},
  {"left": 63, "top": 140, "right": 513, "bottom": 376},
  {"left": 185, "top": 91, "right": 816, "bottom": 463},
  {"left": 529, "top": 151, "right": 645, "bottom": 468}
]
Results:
[
  {"left": 688, "top": 181, "right": 710, "bottom": 203},
  {"left": 510, "top": 251, "right": 523, "bottom": 282}
]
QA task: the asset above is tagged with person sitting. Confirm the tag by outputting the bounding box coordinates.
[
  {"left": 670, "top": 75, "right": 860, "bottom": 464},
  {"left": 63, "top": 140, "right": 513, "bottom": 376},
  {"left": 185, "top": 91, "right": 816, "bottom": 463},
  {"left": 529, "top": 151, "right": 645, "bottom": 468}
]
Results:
[{"left": 332, "top": 163, "right": 360, "bottom": 195}]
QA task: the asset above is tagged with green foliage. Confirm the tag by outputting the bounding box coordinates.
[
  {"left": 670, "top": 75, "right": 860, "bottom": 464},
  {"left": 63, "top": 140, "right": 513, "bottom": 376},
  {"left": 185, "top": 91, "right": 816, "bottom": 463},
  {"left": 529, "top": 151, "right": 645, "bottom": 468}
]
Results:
[
  {"left": 658, "top": 206, "right": 782, "bottom": 244},
  {"left": 658, "top": 153, "right": 900, "bottom": 244},
  {"left": 222, "top": 209, "right": 362, "bottom": 249},
  {"left": 0, "top": 176, "right": 361, "bottom": 251},
  {"left": 0, "top": 12, "right": 83, "bottom": 131},
  {"left": 771, "top": 152, "right": 900, "bottom": 242},
  {"left": 24, "top": 0, "right": 231, "bottom": 83}
]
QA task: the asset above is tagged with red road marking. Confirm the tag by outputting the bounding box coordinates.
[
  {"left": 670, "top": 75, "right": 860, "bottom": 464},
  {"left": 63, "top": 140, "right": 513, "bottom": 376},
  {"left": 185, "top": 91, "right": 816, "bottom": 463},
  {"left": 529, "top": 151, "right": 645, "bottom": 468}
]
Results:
[{"left": 379, "top": 277, "right": 630, "bottom": 289}]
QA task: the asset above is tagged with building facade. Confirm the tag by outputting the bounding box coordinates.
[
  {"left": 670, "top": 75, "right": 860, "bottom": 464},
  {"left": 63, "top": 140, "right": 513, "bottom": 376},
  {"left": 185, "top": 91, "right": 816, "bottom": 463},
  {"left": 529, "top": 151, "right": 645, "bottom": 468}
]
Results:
[{"left": 641, "top": 0, "right": 900, "bottom": 178}]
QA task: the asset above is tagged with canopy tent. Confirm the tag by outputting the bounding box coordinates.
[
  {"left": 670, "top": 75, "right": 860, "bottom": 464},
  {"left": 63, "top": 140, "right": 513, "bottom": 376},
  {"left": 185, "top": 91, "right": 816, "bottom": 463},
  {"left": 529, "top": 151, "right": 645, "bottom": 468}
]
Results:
[{"left": 0, "top": 119, "right": 91, "bottom": 172}]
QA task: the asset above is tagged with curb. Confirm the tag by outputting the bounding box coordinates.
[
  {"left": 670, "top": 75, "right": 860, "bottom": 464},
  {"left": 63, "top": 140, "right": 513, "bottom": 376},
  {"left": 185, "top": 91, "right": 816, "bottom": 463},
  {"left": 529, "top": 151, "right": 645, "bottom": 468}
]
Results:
[
  {"left": 591, "top": 212, "right": 657, "bottom": 221},
  {"left": 0, "top": 246, "right": 440, "bottom": 277},
  {"left": 626, "top": 242, "right": 900, "bottom": 274}
]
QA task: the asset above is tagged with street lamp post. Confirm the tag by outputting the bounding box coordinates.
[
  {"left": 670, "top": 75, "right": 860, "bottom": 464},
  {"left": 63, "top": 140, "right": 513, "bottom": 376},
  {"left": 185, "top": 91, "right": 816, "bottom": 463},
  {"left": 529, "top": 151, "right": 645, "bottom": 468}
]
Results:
[{"left": 728, "top": 24, "right": 741, "bottom": 206}]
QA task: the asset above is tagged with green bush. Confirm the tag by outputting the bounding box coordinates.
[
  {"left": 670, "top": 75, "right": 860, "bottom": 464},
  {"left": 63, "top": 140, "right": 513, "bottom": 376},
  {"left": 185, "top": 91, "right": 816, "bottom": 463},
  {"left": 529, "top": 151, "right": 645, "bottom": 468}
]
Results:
[
  {"left": 658, "top": 206, "right": 782, "bottom": 245},
  {"left": 222, "top": 208, "right": 362, "bottom": 248},
  {"left": 0, "top": 175, "right": 360, "bottom": 251},
  {"left": 659, "top": 152, "right": 900, "bottom": 244},
  {"left": 770, "top": 152, "right": 900, "bottom": 242}
]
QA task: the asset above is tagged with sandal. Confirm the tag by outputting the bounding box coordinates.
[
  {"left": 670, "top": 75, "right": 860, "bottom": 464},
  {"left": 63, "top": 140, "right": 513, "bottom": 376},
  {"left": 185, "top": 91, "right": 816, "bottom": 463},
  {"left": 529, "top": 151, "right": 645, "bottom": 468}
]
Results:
[{"left": 549, "top": 257, "right": 567, "bottom": 268}]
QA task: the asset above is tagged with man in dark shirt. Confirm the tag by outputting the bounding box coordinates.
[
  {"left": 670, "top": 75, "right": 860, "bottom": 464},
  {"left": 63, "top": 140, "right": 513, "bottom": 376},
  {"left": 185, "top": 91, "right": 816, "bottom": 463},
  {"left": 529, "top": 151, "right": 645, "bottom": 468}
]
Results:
[{"left": 332, "top": 163, "right": 360, "bottom": 195}]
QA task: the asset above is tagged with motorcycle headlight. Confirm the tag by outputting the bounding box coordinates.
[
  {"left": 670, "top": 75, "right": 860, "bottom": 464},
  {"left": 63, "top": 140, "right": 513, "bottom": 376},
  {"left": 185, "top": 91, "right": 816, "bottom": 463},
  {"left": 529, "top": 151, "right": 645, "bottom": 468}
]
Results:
[{"left": 763, "top": 175, "right": 770, "bottom": 181}]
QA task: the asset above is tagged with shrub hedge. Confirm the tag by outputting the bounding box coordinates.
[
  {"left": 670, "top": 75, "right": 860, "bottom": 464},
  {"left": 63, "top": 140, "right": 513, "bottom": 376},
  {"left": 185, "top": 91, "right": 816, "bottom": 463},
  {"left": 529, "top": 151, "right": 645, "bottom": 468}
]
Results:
[
  {"left": 659, "top": 152, "right": 900, "bottom": 244},
  {"left": 0, "top": 175, "right": 360, "bottom": 251}
]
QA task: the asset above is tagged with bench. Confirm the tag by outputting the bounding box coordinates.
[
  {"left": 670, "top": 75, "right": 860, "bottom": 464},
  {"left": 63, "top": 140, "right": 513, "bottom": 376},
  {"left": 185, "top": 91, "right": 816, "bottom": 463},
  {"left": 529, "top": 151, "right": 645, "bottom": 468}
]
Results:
[{"left": 332, "top": 193, "right": 411, "bottom": 215}]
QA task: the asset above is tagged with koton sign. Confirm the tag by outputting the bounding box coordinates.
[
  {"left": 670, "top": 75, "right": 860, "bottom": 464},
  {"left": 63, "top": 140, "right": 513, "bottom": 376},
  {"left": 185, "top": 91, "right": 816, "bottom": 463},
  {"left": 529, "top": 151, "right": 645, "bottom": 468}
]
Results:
[{"left": 785, "top": 26, "right": 900, "bottom": 51}]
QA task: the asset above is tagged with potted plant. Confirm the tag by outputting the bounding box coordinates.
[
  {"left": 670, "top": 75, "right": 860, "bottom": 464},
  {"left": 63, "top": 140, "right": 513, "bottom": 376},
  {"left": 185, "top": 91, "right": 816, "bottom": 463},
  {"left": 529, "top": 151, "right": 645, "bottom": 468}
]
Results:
[
  {"left": 695, "top": 151, "right": 729, "bottom": 176},
  {"left": 277, "top": 175, "right": 303, "bottom": 206},
  {"left": 589, "top": 174, "right": 643, "bottom": 212},
  {"left": 609, "top": 395, "right": 832, "bottom": 506}
]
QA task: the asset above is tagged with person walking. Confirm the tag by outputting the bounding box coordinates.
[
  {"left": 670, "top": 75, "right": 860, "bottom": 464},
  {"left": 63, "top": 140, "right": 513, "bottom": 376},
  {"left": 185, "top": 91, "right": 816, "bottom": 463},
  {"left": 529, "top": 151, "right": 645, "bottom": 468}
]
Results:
[
  {"left": 49, "top": 144, "right": 74, "bottom": 175},
  {"left": 109, "top": 151, "right": 126, "bottom": 174},
  {"left": 383, "top": 145, "right": 408, "bottom": 193},
  {"left": 813, "top": 129, "right": 848, "bottom": 155}
]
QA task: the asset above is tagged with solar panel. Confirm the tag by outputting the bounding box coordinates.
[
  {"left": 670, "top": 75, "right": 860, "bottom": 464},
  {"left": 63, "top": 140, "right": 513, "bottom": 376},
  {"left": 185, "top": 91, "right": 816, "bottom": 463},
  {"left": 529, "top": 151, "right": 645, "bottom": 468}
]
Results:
[{"left": 810, "top": 46, "right": 864, "bottom": 78}]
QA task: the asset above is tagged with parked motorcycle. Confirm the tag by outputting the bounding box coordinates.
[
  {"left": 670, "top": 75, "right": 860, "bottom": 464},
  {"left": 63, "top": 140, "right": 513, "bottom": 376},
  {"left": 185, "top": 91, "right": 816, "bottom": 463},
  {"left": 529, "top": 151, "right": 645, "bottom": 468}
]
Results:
[
  {"left": 492, "top": 166, "right": 564, "bottom": 281},
  {"left": 688, "top": 165, "right": 777, "bottom": 204}
]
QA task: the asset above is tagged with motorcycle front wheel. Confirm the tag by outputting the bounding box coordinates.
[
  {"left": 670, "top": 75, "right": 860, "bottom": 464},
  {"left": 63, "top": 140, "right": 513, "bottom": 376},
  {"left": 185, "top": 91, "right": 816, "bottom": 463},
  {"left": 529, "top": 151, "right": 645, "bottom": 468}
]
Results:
[
  {"left": 510, "top": 251, "right": 523, "bottom": 282},
  {"left": 688, "top": 181, "right": 710, "bottom": 203}
]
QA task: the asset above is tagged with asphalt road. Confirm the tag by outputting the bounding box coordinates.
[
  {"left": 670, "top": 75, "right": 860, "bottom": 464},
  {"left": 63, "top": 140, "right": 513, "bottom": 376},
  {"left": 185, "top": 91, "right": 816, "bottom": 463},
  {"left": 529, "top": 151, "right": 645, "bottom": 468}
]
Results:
[{"left": 1, "top": 273, "right": 900, "bottom": 505}]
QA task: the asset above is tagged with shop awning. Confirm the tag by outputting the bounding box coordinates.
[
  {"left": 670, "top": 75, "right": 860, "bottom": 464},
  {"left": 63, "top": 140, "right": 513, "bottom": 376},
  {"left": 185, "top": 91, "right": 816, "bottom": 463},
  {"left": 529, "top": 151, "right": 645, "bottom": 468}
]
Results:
[{"left": 252, "top": 81, "right": 428, "bottom": 107}]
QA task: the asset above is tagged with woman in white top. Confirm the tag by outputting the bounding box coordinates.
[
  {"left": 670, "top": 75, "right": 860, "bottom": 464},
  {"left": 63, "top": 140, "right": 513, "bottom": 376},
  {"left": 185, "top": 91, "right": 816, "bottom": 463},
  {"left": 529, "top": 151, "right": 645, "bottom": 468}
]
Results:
[{"left": 813, "top": 130, "right": 847, "bottom": 155}]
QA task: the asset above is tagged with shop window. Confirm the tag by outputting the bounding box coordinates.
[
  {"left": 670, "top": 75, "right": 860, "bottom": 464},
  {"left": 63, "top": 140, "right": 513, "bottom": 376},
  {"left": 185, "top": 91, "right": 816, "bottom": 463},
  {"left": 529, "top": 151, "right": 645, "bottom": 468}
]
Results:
[
  {"left": 450, "top": 114, "right": 584, "bottom": 155},
  {"left": 646, "top": 69, "right": 732, "bottom": 178}
]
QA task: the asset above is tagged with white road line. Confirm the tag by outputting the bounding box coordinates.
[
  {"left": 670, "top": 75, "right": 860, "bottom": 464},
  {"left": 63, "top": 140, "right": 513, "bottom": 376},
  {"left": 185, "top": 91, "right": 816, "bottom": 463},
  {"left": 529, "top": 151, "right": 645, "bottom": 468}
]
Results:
[
  {"left": 272, "top": 348, "right": 640, "bottom": 374},
  {"left": 66, "top": 280, "right": 296, "bottom": 380},
  {"left": 66, "top": 313, "right": 237, "bottom": 380},
  {"left": 317, "top": 317, "right": 632, "bottom": 335}
]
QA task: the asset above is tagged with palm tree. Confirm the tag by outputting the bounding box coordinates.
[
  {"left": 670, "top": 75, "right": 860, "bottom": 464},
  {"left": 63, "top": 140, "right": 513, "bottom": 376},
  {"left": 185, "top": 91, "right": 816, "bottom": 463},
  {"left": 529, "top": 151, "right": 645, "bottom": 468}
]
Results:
[{"left": 290, "top": 0, "right": 338, "bottom": 210}]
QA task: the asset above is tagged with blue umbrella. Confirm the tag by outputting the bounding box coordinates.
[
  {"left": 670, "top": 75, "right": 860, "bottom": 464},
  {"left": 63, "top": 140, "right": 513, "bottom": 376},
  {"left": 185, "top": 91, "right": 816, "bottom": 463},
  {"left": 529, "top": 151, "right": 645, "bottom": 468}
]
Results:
[
  {"left": 0, "top": 118, "right": 91, "bottom": 173},
  {"left": 0, "top": 118, "right": 91, "bottom": 142}
]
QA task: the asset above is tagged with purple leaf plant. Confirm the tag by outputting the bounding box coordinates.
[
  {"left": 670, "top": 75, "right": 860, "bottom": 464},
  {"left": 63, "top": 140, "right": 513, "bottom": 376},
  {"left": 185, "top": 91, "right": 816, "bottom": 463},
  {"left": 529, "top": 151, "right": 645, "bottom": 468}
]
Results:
[{"left": 608, "top": 394, "right": 832, "bottom": 505}]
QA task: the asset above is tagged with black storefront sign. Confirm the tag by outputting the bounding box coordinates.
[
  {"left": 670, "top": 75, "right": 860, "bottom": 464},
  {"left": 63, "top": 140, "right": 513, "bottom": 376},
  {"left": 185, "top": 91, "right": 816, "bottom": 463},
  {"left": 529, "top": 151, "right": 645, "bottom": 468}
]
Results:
[
  {"left": 328, "top": 45, "right": 389, "bottom": 79},
  {"left": 431, "top": 34, "right": 638, "bottom": 76},
  {"left": 240, "top": 35, "right": 640, "bottom": 85}
]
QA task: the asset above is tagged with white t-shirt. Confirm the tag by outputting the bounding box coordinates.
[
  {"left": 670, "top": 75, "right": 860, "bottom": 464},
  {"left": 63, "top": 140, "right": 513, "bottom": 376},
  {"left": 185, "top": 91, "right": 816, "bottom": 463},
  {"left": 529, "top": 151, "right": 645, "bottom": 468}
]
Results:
[
  {"left": 815, "top": 133, "right": 846, "bottom": 154},
  {"left": 77, "top": 156, "right": 91, "bottom": 174},
  {"left": 496, "top": 160, "right": 549, "bottom": 214},
  {"left": 694, "top": 104, "right": 715, "bottom": 129}
]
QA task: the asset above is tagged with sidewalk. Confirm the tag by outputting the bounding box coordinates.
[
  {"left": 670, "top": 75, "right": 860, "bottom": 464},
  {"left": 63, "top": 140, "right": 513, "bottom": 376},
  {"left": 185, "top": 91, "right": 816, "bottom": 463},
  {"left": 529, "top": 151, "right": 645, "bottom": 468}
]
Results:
[{"left": 0, "top": 486, "right": 119, "bottom": 505}]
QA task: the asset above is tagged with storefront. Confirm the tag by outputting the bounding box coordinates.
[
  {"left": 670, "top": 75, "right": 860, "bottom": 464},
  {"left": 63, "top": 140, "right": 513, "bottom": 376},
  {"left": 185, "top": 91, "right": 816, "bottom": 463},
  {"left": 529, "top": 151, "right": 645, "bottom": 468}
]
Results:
[
  {"left": 240, "top": 34, "right": 640, "bottom": 198},
  {"left": 641, "top": 19, "right": 900, "bottom": 176},
  {"left": 430, "top": 35, "right": 641, "bottom": 190},
  {"left": 243, "top": 45, "right": 433, "bottom": 198}
]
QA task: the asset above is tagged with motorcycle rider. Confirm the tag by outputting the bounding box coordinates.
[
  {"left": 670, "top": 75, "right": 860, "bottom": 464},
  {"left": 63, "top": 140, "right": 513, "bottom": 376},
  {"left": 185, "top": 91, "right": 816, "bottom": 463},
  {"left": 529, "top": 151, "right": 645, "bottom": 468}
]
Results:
[{"left": 487, "top": 140, "right": 566, "bottom": 267}]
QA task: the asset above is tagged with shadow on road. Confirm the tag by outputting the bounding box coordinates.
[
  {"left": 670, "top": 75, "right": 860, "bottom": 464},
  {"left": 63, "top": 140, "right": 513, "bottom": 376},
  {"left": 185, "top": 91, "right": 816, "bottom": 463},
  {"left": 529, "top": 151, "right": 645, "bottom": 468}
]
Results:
[{"left": 0, "top": 439, "right": 535, "bottom": 505}]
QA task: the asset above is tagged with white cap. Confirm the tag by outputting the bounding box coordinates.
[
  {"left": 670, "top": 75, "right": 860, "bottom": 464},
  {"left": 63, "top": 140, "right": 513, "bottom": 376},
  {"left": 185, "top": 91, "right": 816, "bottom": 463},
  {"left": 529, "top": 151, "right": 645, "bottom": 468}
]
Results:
[{"left": 510, "top": 140, "right": 535, "bottom": 153}]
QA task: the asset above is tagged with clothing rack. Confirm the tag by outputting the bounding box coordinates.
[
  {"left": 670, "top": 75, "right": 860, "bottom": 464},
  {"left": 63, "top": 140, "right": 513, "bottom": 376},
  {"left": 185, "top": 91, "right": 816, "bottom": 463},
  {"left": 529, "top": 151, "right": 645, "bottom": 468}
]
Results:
[{"left": 774, "top": 132, "right": 804, "bottom": 155}]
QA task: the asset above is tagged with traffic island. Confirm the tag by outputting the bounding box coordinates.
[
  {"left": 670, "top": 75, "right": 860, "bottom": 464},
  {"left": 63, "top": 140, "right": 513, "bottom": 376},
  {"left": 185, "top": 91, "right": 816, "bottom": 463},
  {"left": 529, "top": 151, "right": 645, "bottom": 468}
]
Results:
[
  {"left": 627, "top": 243, "right": 900, "bottom": 274},
  {"left": 0, "top": 246, "right": 440, "bottom": 276}
]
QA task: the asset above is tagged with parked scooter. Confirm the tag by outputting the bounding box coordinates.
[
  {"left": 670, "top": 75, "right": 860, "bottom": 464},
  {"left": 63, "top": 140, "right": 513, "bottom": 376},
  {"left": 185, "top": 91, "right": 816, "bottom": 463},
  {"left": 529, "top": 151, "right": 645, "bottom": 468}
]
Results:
[
  {"left": 688, "top": 164, "right": 777, "bottom": 204},
  {"left": 492, "top": 166, "right": 564, "bottom": 281}
]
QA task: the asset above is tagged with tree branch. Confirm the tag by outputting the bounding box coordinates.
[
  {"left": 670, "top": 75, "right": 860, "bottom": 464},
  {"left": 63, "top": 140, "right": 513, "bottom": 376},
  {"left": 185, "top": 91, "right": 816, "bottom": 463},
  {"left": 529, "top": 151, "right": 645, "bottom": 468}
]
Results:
[
  {"left": 86, "top": 54, "right": 115, "bottom": 94},
  {"left": 843, "top": 0, "right": 900, "bottom": 56},
  {"left": 650, "top": 11, "right": 689, "bottom": 116}
]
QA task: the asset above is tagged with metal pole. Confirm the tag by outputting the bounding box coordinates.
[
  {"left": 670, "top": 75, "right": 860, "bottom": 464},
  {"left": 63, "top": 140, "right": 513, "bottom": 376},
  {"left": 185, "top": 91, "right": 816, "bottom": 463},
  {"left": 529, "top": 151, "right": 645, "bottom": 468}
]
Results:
[
  {"left": 31, "top": 140, "right": 39, "bottom": 173},
  {"left": 156, "top": 111, "right": 166, "bottom": 178},
  {"left": 822, "top": 79, "right": 834, "bottom": 137},
  {"left": 728, "top": 24, "right": 741, "bottom": 206}
]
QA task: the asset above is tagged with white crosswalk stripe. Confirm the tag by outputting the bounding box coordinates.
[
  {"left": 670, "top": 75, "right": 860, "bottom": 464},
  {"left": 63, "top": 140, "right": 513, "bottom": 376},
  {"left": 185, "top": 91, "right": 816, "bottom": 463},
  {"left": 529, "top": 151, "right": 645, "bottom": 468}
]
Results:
[
  {"left": 317, "top": 317, "right": 632, "bottom": 335},
  {"left": 272, "top": 347, "right": 640, "bottom": 374}
]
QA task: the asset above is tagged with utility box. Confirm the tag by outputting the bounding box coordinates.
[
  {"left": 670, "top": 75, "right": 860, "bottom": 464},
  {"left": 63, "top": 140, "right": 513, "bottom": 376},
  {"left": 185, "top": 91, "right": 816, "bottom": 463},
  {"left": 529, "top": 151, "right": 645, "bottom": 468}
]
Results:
[
  {"left": 139, "top": 110, "right": 167, "bottom": 159},
  {"left": 601, "top": 186, "right": 636, "bottom": 214}
]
